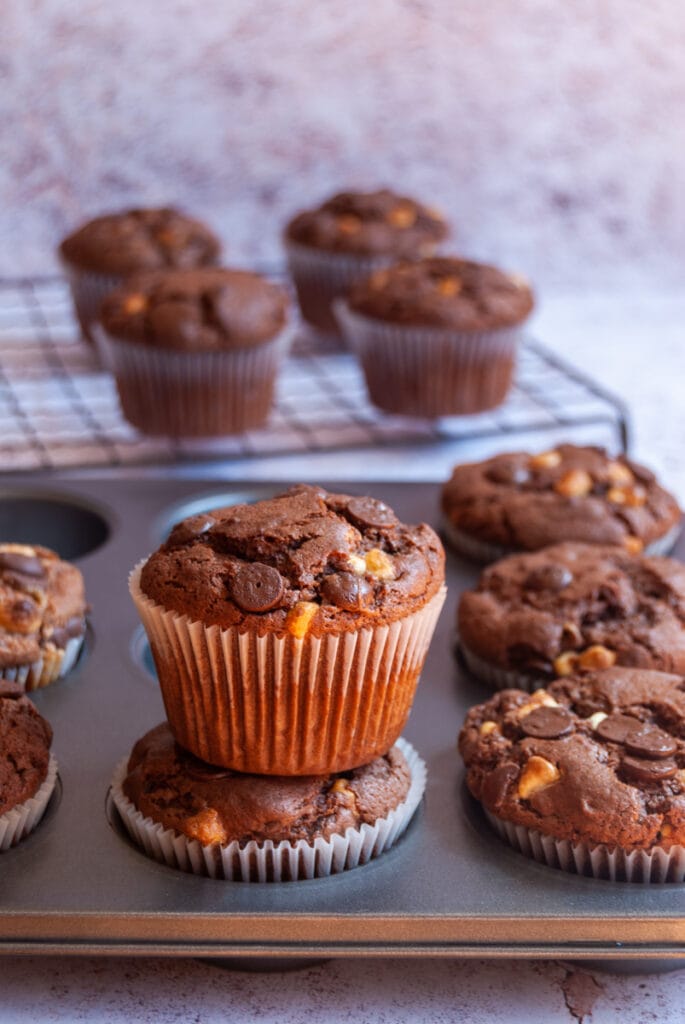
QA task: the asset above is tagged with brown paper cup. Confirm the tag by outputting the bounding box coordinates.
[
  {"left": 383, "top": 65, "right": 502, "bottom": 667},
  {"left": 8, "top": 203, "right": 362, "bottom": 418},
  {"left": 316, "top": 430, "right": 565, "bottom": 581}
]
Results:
[
  {"left": 485, "top": 809, "right": 685, "bottom": 883},
  {"left": 334, "top": 299, "right": 522, "bottom": 418},
  {"left": 1, "top": 633, "right": 85, "bottom": 692},
  {"left": 94, "top": 324, "right": 293, "bottom": 438},
  {"left": 0, "top": 755, "right": 58, "bottom": 851},
  {"left": 110, "top": 737, "right": 425, "bottom": 881},
  {"left": 60, "top": 260, "right": 123, "bottom": 345},
  {"left": 130, "top": 562, "right": 446, "bottom": 774}
]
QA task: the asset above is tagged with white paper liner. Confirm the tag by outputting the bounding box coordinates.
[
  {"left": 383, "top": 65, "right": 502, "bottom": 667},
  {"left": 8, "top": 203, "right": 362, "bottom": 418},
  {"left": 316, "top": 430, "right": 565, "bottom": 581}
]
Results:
[
  {"left": 110, "top": 736, "right": 425, "bottom": 881},
  {"left": 0, "top": 755, "right": 58, "bottom": 851},
  {"left": 284, "top": 241, "right": 394, "bottom": 341},
  {"left": 484, "top": 809, "right": 685, "bottom": 883},
  {"left": 60, "top": 260, "right": 123, "bottom": 347},
  {"left": 94, "top": 324, "right": 293, "bottom": 438},
  {"left": 0, "top": 633, "right": 85, "bottom": 692},
  {"left": 459, "top": 642, "right": 541, "bottom": 693},
  {"left": 130, "top": 561, "right": 446, "bottom": 775},
  {"left": 334, "top": 299, "right": 522, "bottom": 418}
]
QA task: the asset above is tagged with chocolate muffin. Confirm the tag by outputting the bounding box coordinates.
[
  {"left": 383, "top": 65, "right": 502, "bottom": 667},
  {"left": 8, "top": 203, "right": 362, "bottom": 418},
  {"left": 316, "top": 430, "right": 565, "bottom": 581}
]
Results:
[
  {"left": 130, "top": 484, "right": 446, "bottom": 775},
  {"left": 0, "top": 681, "right": 57, "bottom": 849},
  {"left": 97, "top": 267, "right": 290, "bottom": 437},
  {"left": 0, "top": 544, "right": 87, "bottom": 691},
  {"left": 459, "top": 668, "right": 685, "bottom": 881},
  {"left": 442, "top": 445, "right": 681, "bottom": 562},
  {"left": 284, "top": 188, "right": 448, "bottom": 336},
  {"left": 111, "top": 723, "right": 424, "bottom": 880},
  {"left": 459, "top": 543, "right": 685, "bottom": 691},
  {"left": 335, "top": 257, "right": 533, "bottom": 416},
  {"left": 59, "top": 207, "right": 221, "bottom": 343}
]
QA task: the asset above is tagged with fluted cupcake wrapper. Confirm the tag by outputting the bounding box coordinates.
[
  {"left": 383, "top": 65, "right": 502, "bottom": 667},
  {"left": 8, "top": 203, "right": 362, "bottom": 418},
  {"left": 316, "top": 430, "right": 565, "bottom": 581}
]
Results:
[
  {"left": 110, "top": 736, "right": 425, "bottom": 881},
  {"left": 0, "top": 755, "right": 58, "bottom": 851},
  {"left": 0, "top": 633, "right": 85, "bottom": 692},
  {"left": 485, "top": 809, "right": 685, "bottom": 883},
  {"left": 94, "top": 324, "right": 293, "bottom": 438},
  {"left": 284, "top": 241, "right": 394, "bottom": 342},
  {"left": 130, "top": 562, "right": 445, "bottom": 775},
  {"left": 334, "top": 299, "right": 521, "bottom": 418},
  {"left": 60, "top": 260, "right": 123, "bottom": 347},
  {"left": 459, "top": 642, "right": 541, "bottom": 693}
]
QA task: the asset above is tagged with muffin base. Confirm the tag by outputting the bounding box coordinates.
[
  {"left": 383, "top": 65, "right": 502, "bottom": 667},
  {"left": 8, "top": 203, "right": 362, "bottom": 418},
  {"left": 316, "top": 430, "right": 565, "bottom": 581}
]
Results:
[
  {"left": 0, "top": 632, "right": 85, "bottom": 692},
  {"left": 60, "top": 261, "right": 123, "bottom": 345},
  {"left": 459, "top": 642, "right": 541, "bottom": 693},
  {"left": 484, "top": 809, "right": 685, "bottom": 883},
  {"left": 0, "top": 755, "right": 58, "bottom": 851},
  {"left": 110, "top": 737, "right": 425, "bottom": 881}
]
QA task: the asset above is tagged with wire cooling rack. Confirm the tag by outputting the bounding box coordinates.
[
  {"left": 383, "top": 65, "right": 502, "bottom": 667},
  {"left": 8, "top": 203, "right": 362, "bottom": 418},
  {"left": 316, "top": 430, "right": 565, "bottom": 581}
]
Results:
[{"left": 0, "top": 276, "right": 629, "bottom": 471}]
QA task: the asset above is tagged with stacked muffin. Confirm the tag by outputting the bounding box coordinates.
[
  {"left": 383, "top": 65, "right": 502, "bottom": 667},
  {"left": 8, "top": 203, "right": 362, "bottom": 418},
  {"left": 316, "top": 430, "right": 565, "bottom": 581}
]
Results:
[
  {"left": 114, "top": 484, "right": 446, "bottom": 881},
  {"left": 448, "top": 444, "right": 685, "bottom": 882}
]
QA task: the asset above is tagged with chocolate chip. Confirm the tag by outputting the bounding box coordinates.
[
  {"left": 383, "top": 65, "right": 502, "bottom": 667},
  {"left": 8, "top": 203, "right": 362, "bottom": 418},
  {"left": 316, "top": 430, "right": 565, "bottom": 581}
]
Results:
[
  {"left": 230, "top": 563, "right": 284, "bottom": 612},
  {"left": 524, "top": 564, "right": 573, "bottom": 592},
  {"left": 321, "top": 572, "right": 372, "bottom": 611},
  {"left": 520, "top": 705, "right": 574, "bottom": 739},
  {"left": 0, "top": 680, "right": 24, "bottom": 700},
  {"left": 347, "top": 496, "right": 397, "bottom": 530},
  {"left": 0, "top": 552, "right": 45, "bottom": 578},
  {"left": 169, "top": 514, "right": 214, "bottom": 546},
  {"left": 486, "top": 462, "right": 530, "bottom": 486},
  {"left": 185, "top": 760, "right": 234, "bottom": 781},
  {"left": 621, "top": 755, "right": 678, "bottom": 783},
  {"left": 625, "top": 725, "right": 678, "bottom": 760},
  {"left": 595, "top": 714, "right": 642, "bottom": 744}
]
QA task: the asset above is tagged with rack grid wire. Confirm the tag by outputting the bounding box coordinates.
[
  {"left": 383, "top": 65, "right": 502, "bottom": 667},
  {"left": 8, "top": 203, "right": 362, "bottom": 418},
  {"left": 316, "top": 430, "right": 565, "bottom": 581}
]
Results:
[{"left": 0, "top": 276, "right": 629, "bottom": 472}]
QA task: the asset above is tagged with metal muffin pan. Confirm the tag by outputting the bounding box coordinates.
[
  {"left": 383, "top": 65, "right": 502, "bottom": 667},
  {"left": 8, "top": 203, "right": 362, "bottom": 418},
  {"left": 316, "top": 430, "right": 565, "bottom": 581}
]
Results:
[{"left": 1, "top": 475, "right": 685, "bottom": 963}]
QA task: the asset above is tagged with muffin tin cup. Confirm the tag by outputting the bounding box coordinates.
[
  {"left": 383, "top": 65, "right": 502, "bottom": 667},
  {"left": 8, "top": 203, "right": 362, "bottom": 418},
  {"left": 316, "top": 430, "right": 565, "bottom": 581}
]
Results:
[
  {"left": 284, "top": 241, "right": 394, "bottom": 341},
  {"left": 459, "top": 642, "right": 541, "bottom": 693},
  {"left": 1, "top": 633, "right": 85, "bottom": 693},
  {"left": 485, "top": 809, "right": 685, "bottom": 884},
  {"left": 130, "top": 562, "right": 446, "bottom": 775},
  {"left": 0, "top": 755, "right": 58, "bottom": 851},
  {"left": 94, "top": 325, "right": 294, "bottom": 438},
  {"left": 646, "top": 522, "right": 683, "bottom": 557},
  {"left": 59, "top": 260, "right": 123, "bottom": 346},
  {"left": 334, "top": 299, "right": 522, "bottom": 418},
  {"left": 109, "top": 736, "right": 425, "bottom": 882}
]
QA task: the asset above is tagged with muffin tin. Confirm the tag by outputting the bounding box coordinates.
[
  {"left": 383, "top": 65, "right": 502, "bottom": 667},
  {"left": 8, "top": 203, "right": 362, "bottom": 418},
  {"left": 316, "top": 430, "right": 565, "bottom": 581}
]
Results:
[{"left": 2, "top": 475, "right": 685, "bottom": 964}]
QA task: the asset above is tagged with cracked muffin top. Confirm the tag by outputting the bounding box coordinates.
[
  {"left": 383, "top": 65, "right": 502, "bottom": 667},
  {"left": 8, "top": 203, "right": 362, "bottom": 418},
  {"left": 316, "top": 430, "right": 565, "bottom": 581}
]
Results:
[
  {"left": 348, "top": 256, "right": 534, "bottom": 330},
  {"left": 459, "top": 668, "right": 685, "bottom": 850},
  {"left": 442, "top": 445, "right": 681, "bottom": 555},
  {"left": 59, "top": 207, "right": 221, "bottom": 275},
  {"left": 100, "top": 267, "right": 289, "bottom": 351},
  {"left": 458, "top": 542, "right": 685, "bottom": 680},
  {"left": 0, "top": 681, "right": 53, "bottom": 815},
  {"left": 285, "top": 189, "right": 448, "bottom": 257},
  {"left": 123, "top": 722, "right": 411, "bottom": 846},
  {"left": 139, "top": 485, "right": 445, "bottom": 636},
  {"left": 0, "top": 544, "right": 87, "bottom": 670}
]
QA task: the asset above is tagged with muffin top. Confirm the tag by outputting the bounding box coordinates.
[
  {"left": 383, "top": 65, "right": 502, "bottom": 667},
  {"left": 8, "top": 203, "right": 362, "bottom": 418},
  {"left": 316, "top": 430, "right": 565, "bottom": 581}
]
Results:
[
  {"left": 123, "top": 722, "right": 411, "bottom": 846},
  {"left": 348, "top": 257, "right": 534, "bottom": 330},
  {"left": 459, "top": 542, "right": 685, "bottom": 680},
  {"left": 459, "top": 667, "right": 685, "bottom": 851},
  {"left": 59, "top": 207, "right": 221, "bottom": 276},
  {"left": 285, "top": 189, "right": 448, "bottom": 257},
  {"left": 0, "top": 681, "right": 53, "bottom": 815},
  {"left": 442, "top": 445, "right": 681, "bottom": 555},
  {"left": 0, "top": 544, "right": 86, "bottom": 670},
  {"left": 100, "top": 268, "right": 289, "bottom": 352},
  {"left": 139, "top": 484, "right": 445, "bottom": 636}
]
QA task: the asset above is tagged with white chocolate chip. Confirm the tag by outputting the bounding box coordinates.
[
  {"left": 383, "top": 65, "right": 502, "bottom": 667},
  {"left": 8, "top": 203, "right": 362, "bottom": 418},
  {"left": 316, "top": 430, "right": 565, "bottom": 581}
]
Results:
[{"left": 518, "top": 756, "right": 561, "bottom": 800}]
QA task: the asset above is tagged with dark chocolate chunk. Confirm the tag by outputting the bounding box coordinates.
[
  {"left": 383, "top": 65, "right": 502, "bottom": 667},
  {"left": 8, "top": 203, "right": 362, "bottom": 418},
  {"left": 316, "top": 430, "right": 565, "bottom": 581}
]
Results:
[
  {"left": 595, "top": 713, "right": 642, "bottom": 744},
  {"left": 168, "top": 513, "right": 215, "bottom": 546},
  {"left": 230, "top": 563, "right": 284, "bottom": 613},
  {"left": 320, "top": 572, "right": 372, "bottom": 611},
  {"left": 621, "top": 755, "right": 678, "bottom": 783},
  {"left": 0, "top": 552, "right": 45, "bottom": 578},
  {"left": 523, "top": 564, "right": 573, "bottom": 593},
  {"left": 625, "top": 725, "right": 678, "bottom": 760},
  {"left": 184, "top": 759, "right": 235, "bottom": 781},
  {"left": 50, "top": 615, "right": 86, "bottom": 649},
  {"left": 347, "top": 496, "right": 398, "bottom": 530},
  {"left": 486, "top": 462, "right": 529, "bottom": 486},
  {"left": 520, "top": 705, "right": 574, "bottom": 739}
]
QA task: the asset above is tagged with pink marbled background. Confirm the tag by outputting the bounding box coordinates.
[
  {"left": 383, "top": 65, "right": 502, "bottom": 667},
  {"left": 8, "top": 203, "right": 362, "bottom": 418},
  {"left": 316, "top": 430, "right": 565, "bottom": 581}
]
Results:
[{"left": 2, "top": 0, "right": 684, "bottom": 286}]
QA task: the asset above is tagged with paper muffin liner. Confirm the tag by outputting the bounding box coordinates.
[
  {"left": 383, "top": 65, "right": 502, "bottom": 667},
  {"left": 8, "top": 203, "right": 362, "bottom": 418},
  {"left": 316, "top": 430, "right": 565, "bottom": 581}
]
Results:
[
  {"left": 94, "top": 324, "right": 293, "bottom": 438},
  {"left": 60, "top": 260, "right": 123, "bottom": 347},
  {"left": 645, "top": 522, "right": 682, "bottom": 557},
  {"left": 459, "top": 642, "right": 541, "bottom": 693},
  {"left": 0, "top": 754, "right": 58, "bottom": 851},
  {"left": 284, "top": 241, "right": 395, "bottom": 342},
  {"left": 130, "top": 562, "right": 446, "bottom": 775},
  {"left": 110, "top": 736, "right": 425, "bottom": 881},
  {"left": 334, "top": 299, "right": 522, "bottom": 418},
  {"left": 0, "top": 633, "right": 85, "bottom": 692},
  {"left": 484, "top": 809, "right": 685, "bottom": 883}
]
